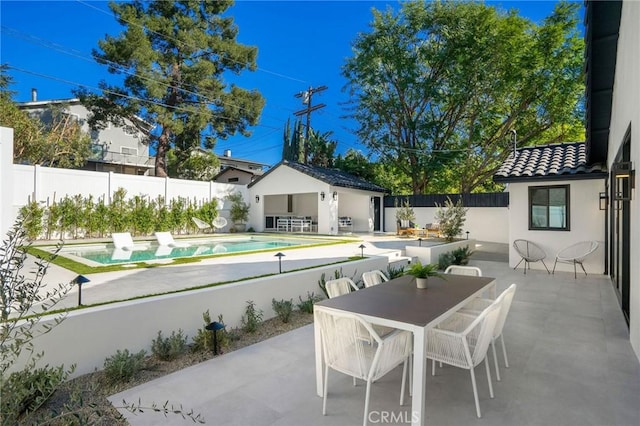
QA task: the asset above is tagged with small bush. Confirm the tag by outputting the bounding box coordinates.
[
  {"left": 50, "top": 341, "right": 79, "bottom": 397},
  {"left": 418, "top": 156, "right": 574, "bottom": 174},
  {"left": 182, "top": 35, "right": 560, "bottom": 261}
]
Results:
[
  {"left": 386, "top": 264, "right": 405, "bottom": 279},
  {"left": 0, "top": 365, "right": 68, "bottom": 421},
  {"left": 103, "top": 349, "right": 146, "bottom": 384},
  {"left": 438, "top": 251, "right": 455, "bottom": 270},
  {"left": 241, "top": 300, "right": 263, "bottom": 333},
  {"left": 438, "top": 246, "right": 474, "bottom": 270},
  {"left": 272, "top": 298, "right": 294, "bottom": 323},
  {"left": 297, "top": 292, "right": 322, "bottom": 314},
  {"left": 191, "top": 310, "right": 213, "bottom": 353},
  {"left": 151, "top": 329, "right": 188, "bottom": 361}
]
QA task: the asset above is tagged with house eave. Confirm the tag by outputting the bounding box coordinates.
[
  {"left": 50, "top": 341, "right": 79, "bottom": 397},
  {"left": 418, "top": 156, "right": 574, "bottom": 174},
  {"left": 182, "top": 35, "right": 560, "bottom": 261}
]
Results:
[{"left": 494, "top": 171, "right": 608, "bottom": 184}]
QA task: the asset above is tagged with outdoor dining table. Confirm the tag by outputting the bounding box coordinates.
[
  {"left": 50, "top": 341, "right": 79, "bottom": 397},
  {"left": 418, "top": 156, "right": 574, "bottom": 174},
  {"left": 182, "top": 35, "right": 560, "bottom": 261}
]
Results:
[{"left": 314, "top": 273, "right": 497, "bottom": 426}]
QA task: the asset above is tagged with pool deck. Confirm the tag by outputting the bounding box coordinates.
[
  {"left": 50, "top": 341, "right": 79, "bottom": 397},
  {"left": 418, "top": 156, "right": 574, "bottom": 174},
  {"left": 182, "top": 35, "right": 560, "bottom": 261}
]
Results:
[{"left": 33, "top": 233, "right": 462, "bottom": 310}]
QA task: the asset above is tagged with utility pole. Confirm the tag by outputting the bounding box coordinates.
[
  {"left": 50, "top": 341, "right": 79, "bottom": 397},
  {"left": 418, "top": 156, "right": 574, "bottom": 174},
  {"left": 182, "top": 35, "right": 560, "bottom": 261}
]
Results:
[{"left": 294, "top": 85, "right": 327, "bottom": 163}]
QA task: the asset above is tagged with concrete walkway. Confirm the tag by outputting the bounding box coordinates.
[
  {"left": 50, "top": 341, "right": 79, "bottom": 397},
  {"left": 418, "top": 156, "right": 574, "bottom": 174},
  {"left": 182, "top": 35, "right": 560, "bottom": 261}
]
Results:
[{"left": 109, "top": 257, "right": 640, "bottom": 426}]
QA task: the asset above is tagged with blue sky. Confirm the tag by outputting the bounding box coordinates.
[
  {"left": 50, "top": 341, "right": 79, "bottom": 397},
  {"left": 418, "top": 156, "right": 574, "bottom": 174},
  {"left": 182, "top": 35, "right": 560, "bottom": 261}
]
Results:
[{"left": 1, "top": 1, "right": 579, "bottom": 166}]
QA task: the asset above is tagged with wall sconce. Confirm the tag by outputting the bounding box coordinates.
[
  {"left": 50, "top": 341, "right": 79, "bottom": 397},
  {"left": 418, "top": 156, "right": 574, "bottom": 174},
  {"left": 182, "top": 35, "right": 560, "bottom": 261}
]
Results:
[
  {"left": 613, "top": 161, "right": 635, "bottom": 201},
  {"left": 320, "top": 191, "right": 325, "bottom": 201},
  {"left": 332, "top": 191, "right": 338, "bottom": 201},
  {"left": 255, "top": 195, "right": 260, "bottom": 203},
  {"left": 599, "top": 192, "right": 608, "bottom": 210}
]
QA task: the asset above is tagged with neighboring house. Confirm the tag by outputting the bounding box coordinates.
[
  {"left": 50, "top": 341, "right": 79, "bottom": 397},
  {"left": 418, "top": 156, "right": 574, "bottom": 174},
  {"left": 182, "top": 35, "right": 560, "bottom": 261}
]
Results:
[
  {"left": 213, "top": 165, "right": 263, "bottom": 185},
  {"left": 217, "top": 149, "right": 268, "bottom": 172},
  {"left": 497, "top": 0, "right": 639, "bottom": 361},
  {"left": 18, "top": 93, "right": 154, "bottom": 175},
  {"left": 248, "top": 160, "right": 387, "bottom": 235},
  {"left": 494, "top": 142, "right": 607, "bottom": 275}
]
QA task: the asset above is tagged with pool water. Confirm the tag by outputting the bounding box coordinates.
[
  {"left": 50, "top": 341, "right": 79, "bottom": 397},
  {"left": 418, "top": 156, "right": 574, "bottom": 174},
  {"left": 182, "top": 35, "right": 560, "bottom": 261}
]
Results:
[{"left": 61, "top": 236, "right": 327, "bottom": 266}]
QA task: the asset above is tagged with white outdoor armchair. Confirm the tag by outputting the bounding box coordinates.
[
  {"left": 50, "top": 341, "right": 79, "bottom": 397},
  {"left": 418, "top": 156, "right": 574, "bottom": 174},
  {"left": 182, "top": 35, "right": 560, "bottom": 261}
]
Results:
[
  {"left": 444, "top": 265, "right": 482, "bottom": 276},
  {"left": 552, "top": 241, "right": 599, "bottom": 279},
  {"left": 362, "top": 270, "right": 389, "bottom": 288},
  {"left": 212, "top": 216, "right": 228, "bottom": 232},
  {"left": 192, "top": 217, "right": 212, "bottom": 233},
  {"left": 512, "top": 239, "right": 550, "bottom": 274},
  {"left": 458, "top": 284, "right": 517, "bottom": 382},
  {"left": 426, "top": 299, "right": 501, "bottom": 418},
  {"left": 325, "top": 277, "right": 359, "bottom": 298},
  {"left": 316, "top": 309, "right": 412, "bottom": 426}
]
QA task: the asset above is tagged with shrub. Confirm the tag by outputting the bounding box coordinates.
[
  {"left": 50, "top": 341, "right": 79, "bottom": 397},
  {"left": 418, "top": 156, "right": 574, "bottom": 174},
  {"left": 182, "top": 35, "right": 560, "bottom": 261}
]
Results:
[
  {"left": 297, "top": 292, "right": 322, "bottom": 314},
  {"left": 241, "top": 300, "right": 263, "bottom": 333},
  {"left": 272, "top": 298, "right": 294, "bottom": 323},
  {"left": 151, "top": 330, "right": 188, "bottom": 361},
  {"left": 1, "top": 365, "right": 68, "bottom": 422},
  {"left": 434, "top": 197, "right": 468, "bottom": 242},
  {"left": 103, "top": 349, "right": 146, "bottom": 384},
  {"left": 191, "top": 310, "right": 213, "bottom": 353},
  {"left": 386, "top": 264, "right": 405, "bottom": 279},
  {"left": 438, "top": 246, "right": 474, "bottom": 270}
]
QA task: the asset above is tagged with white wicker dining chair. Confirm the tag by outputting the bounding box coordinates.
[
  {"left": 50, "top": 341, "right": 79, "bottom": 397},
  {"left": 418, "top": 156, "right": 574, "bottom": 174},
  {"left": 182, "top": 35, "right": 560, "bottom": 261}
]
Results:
[
  {"left": 512, "top": 239, "right": 550, "bottom": 274},
  {"left": 426, "top": 300, "right": 501, "bottom": 418},
  {"left": 316, "top": 309, "right": 412, "bottom": 426},
  {"left": 458, "top": 284, "right": 517, "bottom": 382},
  {"left": 325, "top": 277, "right": 359, "bottom": 298},
  {"left": 362, "top": 270, "right": 389, "bottom": 288},
  {"left": 444, "top": 265, "right": 482, "bottom": 276},
  {"left": 552, "top": 241, "right": 599, "bottom": 279}
]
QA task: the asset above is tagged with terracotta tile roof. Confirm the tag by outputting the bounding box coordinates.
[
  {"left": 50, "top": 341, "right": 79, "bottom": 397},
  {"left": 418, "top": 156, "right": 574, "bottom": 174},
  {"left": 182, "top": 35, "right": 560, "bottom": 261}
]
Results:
[{"left": 494, "top": 142, "right": 607, "bottom": 183}]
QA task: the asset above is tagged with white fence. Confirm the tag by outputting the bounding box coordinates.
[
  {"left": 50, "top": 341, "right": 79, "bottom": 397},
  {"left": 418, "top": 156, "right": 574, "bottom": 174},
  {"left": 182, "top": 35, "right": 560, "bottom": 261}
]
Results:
[
  {"left": 11, "top": 257, "right": 386, "bottom": 378},
  {"left": 385, "top": 207, "right": 509, "bottom": 243}
]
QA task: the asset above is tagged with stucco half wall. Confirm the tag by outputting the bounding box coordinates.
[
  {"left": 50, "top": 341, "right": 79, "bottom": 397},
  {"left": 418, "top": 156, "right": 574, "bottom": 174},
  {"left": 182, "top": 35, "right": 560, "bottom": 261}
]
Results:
[{"left": 507, "top": 179, "right": 606, "bottom": 275}]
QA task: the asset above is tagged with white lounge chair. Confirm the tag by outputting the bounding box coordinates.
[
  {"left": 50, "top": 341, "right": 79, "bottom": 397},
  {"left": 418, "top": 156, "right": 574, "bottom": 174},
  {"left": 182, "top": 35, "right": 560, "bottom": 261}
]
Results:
[
  {"left": 154, "top": 231, "right": 191, "bottom": 248},
  {"left": 112, "top": 232, "right": 147, "bottom": 251}
]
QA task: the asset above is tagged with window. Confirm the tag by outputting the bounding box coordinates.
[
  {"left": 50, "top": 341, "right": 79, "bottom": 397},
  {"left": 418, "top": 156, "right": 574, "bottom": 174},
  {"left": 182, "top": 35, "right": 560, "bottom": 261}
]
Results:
[
  {"left": 529, "top": 185, "right": 570, "bottom": 230},
  {"left": 287, "top": 194, "right": 293, "bottom": 213},
  {"left": 121, "top": 147, "right": 138, "bottom": 155},
  {"left": 228, "top": 177, "right": 239, "bottom": 183}
]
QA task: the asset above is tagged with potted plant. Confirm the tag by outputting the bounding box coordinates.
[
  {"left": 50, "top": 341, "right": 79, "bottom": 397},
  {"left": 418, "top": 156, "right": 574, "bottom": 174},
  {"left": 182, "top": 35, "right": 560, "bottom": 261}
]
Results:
[
  {"left": 405, "top": 261, "right": 442, "bottom": 289},
  {"left": 226, "top": 192, "right": 250, "bottom": 232}
]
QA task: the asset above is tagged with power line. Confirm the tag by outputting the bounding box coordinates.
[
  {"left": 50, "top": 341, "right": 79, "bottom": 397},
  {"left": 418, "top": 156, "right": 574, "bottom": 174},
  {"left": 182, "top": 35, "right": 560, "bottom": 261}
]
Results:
[
  {"left": 74, "top": 0, "right": 309, "bottom": 84},
  {"left": 7, "top": 65, "right": 281, "bottom": 132},
  {"left": 293, "top": 85, "right": 327, "bottom": 162}
]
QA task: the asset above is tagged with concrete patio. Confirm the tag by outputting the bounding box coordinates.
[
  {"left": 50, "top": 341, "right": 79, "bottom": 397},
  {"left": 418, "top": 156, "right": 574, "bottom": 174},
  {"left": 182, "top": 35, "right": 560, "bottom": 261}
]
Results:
[{"left": 109, "top": 255, "right": 640, "bottom": 426}]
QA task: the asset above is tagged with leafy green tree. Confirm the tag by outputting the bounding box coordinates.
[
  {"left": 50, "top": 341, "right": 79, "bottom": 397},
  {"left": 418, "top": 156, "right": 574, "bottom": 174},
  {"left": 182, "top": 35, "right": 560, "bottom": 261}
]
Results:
[
  {"left": 282, "top": 118, "right": 304, "bottom": 163},
  {"left": 167, "top": 149, "right": 220, "bottom": 181},
  {"left": 334, "top": 149, "right": 375, "bottom": 181},
  {"left": 76, "top": 0, "right": 264, "bottom": 177},
  {"left": 343, "top": 0, "right": 584, "bottom": 194},
  {"left": 0, "top": 98, "right": 91, "bottom": 168},
  {"left": 306, "top": 129, "right": 337, "bottom": 167}
]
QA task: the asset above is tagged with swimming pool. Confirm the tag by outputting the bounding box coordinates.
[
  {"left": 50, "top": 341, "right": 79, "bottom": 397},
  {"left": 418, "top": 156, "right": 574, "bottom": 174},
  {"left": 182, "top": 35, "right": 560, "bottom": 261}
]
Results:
[{"left": 58, "top": 235, "right": 335, "bottom": 266}]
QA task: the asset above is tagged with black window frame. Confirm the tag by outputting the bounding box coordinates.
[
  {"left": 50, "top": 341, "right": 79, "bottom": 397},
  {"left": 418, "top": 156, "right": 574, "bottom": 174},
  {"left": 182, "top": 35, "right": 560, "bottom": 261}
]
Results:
[{"left": 528, "top": 184, "right": 570, "bottom": 231}]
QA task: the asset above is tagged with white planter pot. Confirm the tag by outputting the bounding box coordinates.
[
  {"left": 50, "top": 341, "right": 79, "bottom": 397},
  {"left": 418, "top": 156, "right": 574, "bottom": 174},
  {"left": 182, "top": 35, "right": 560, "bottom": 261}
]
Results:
[{"left": 416, "top": 277, "right": 429, "bottom": 289}]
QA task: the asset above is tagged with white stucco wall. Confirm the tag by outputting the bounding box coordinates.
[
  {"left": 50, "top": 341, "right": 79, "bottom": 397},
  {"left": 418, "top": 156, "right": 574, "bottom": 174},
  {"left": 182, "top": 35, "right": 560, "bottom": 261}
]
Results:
[
  {"left": 608, "top": 0, "right": 640, "bottom": 361},
  {"left": 384, "top": 207, "right": 509, "bottom": 243},
  {"left": 507, "top": 179, "right": 606, "bottom": 274},
  {"left": 10, "top": 256, "right": 386, "bottom": 378},
  {"left": 1, "top": 127, "right": 14, "bottom": 237}
]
